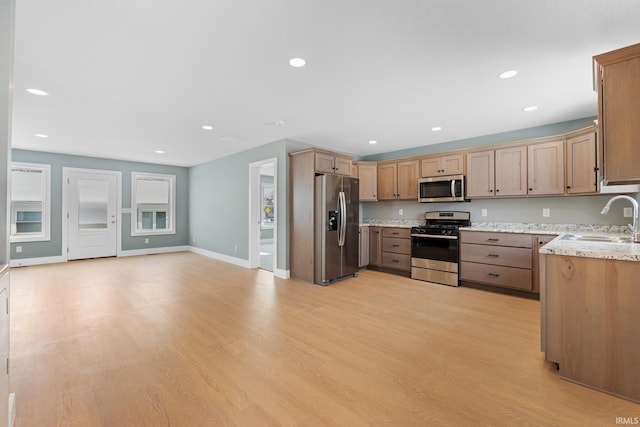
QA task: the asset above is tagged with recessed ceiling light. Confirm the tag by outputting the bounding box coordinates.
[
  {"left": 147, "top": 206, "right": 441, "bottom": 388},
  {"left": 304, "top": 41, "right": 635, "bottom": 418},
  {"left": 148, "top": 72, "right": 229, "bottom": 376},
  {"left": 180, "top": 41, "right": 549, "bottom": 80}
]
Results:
[
  {"left": 289, "top": 57, "right": 306, "bottom": 68},
  {"left": 26, "top": 88, "right": 49, "bottom": 96},
  {"left": 369, "top": 140, "right": 377, "bottom": 145},
  {"left": 155, "top": 150, "right": 165, "bottom": 154},
  {"left": 202, "top": 125, "right": 213, "bottom": 130},
  {"left": 523, "top": 105, "right": 538, "bottom": 112},
  {"left": 498, "top": 70, "right": 518, "bottom": 79},
  {"left": 34, "top": 133, "right": 48, "bottom": 138},
  {"left": 431, "top": 126, "right": 442, "bottom": 132}
]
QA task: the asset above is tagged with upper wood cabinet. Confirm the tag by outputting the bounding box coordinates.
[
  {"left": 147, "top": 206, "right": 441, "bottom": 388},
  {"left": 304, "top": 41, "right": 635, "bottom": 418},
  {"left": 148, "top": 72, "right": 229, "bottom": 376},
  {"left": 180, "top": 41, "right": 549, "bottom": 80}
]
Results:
[
  {"left": 566, "top": 131, "right": 598, "bottom": 194},
  {"left": 377, "top": 160, "right": 419, "bottom": 200},
  {"left": 593, "top": 43, "right": 640, "bottom": 184},
  {"left": 314, "top": 152, "right": 352, "bottom": 176},
  {"left": 357, "top": 162, "right": 378, "bottom": 201},
  {"left": 420, "top": 154, "right": 464, "bottom": 177},
  {"left": 466, "top": 150, "right": 495, "bottom": 198},
  {"left": 528, "top": 140, "right": 564, "bottom": 196}
]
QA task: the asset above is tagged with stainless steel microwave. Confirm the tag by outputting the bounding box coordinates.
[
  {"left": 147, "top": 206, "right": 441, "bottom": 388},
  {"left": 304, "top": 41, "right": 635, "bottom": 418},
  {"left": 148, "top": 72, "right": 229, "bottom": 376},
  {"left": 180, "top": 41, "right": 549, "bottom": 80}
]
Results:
[{"left": 418, "top": 174, "right": 466, "bottom": 202}]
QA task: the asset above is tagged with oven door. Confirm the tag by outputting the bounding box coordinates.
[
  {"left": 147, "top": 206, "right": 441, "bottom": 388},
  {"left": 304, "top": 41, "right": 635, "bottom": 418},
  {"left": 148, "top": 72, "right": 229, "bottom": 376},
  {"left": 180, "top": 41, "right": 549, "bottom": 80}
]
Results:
[{"left": 411, "top": 234, "right": 459, "bottom": 264}]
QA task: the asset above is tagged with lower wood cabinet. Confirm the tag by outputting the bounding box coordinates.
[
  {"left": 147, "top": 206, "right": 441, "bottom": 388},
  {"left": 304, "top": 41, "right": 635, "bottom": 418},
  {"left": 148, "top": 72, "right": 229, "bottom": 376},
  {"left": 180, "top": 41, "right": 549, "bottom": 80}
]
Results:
[
  {"left": 369, "top": 227, "right": 382, "bottom": 267},
  {"left": 460, "top": 231, "right": 535, "bottom": 292},
  {"left": 381, "top": 228, "right": 411, "bottom": 272},
  {"left": 359, "top": 226, "right": 370, "bottom": 268}
]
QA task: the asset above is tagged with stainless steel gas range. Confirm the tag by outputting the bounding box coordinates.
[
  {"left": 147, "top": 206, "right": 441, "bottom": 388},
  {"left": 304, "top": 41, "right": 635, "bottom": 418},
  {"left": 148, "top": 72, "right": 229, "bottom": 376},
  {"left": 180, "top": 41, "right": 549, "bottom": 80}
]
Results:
[{"left": 410, "top": 211, "right": 471, "bottom": 286}]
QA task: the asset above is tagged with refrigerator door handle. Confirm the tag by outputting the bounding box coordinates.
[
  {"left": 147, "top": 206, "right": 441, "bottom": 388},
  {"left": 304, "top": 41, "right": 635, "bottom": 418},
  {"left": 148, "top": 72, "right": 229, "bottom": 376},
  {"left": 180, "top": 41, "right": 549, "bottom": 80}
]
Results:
[{"left": 338, "top": 191, "right": 346, "bottom": 247}]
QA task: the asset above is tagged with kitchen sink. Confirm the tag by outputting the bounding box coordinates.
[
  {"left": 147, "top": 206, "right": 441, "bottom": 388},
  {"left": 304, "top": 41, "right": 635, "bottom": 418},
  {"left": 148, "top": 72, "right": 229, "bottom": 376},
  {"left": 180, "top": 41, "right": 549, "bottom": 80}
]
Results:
[{"left": 559, "top": 234, "right": 632, "bottom": 243}]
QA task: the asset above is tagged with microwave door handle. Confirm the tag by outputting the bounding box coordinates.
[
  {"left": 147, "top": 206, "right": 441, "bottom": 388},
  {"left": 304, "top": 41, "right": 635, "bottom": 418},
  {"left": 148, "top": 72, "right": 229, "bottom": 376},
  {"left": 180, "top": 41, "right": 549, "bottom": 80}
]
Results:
[{"left": 451, "top": 179, "right": 456, "bottom": 198}]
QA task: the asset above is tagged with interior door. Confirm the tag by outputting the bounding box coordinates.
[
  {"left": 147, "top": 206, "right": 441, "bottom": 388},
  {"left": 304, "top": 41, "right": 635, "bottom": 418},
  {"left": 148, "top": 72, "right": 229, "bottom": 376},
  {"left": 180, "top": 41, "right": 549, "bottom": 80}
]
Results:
[{"left": 66, "top": 170, "right": 118, "bottom": 260}]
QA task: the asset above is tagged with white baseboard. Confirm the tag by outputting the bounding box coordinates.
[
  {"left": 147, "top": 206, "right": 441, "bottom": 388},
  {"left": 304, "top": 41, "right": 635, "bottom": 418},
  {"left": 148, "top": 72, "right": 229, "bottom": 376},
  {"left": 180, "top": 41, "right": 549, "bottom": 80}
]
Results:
[
  {"left": 189, "top": 246, "right": 252, "bottom": 268},
  {"left": 9, "top": 392, "right": 15, "bottom": 427},
  {"left": 10, "top": 255, "right": 66, "bottom": 268},
  {"left": 275, "top": 268, "right": 290, "bottom": 279},
  {"left": 118, "top": 245, "right": 191, "bottom": 257}
]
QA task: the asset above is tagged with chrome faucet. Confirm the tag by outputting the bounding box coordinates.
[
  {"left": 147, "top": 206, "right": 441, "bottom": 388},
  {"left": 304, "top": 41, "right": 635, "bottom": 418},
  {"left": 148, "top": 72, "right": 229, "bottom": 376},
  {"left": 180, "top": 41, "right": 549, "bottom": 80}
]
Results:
[{"left": 601, "top": 195, "right": 640, "bottom": 243}]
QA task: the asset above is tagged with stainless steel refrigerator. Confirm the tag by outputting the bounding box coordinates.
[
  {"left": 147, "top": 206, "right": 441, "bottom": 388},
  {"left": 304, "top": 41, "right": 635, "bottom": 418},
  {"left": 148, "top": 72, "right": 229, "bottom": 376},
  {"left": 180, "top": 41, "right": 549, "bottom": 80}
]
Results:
[{"left": 314, "top": 174, "right": 360, "bottom": 285}]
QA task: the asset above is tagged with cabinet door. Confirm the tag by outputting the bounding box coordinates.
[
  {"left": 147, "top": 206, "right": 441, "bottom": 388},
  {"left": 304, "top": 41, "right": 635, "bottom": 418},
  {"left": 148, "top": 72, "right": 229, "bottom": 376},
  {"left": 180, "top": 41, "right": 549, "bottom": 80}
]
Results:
[
  {"left": 334, "top": 156, "right": 353, "bottom": 176},
  {"left": 598, "top": 49, "right": 640, "bottom": 184},
  {"left": 377, "top": 163, "right": 398, "bottom": 200},
  {"left": 566, "top": 132, "right": 598, "bottom": 194},
  {"left": 396, "top": 160, "right": 419, "bottom": 200},
  {"left": 466, "top": 150, "right": 495, "bottom": 198},
  {"left": 528, "top": 140, "right": 564, "bottom": 195},
  {"left": 441, "top": 154, "right": 464, "bottom": 175},
  {"left": 359, "top": 226, "right": 369, "bottom": 267},
  {"left": 358, "top": 163, "right": 378, "bottom": 201},
  {"left": 495, "top": 146, "right": 527, "bottom": 196},
  {"left": 315, "top": 153, "right": 335, "bottom": 174},
  {"left": 369, "top": 227, "right": 382, "bottom": 266},
  {"left": 420, "top": 157, "right": 442, "bottom": 177}
]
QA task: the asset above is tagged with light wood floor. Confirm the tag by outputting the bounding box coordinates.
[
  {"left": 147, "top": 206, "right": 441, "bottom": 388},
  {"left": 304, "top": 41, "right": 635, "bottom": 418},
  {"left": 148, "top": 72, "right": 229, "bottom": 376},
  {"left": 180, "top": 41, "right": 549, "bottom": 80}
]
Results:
[{"left": 9, "top": 252, "right": 639, "bottom": 426}]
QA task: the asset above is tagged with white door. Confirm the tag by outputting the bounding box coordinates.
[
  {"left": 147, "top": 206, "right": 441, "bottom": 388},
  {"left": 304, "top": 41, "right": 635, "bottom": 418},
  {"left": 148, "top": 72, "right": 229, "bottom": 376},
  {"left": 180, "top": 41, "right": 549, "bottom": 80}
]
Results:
[{"left": 65, "top": 170, "right": 118, "bottom": 260}]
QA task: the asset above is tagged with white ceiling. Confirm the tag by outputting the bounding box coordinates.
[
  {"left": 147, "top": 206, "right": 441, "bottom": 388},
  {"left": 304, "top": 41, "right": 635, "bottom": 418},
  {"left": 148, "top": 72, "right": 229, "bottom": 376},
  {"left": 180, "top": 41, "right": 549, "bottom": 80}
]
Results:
[{"left": 11, "top": 1, "right": 640, "bottom": 167}]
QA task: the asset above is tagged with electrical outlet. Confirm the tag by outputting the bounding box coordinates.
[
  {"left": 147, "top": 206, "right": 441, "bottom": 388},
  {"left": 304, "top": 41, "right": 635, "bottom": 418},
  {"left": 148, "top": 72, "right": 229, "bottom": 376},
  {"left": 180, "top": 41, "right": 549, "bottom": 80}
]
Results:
[
  {"left": 399, "top": 209, "right": 404, "bottom": 216},
  {"left": 624, "top": 207, "right": 633, "bottom": 218},
  {"left": 481, "top": 209, "right": 487, "bottom": 217},
  {"left": 543, "top": 208, "right": 550, "bottom": 217},
  {"left": 144, "top": 238, "right": 149, "bottom": 244},
  {"left": 234, "top": 244, "right": 238, "bottom": 252},
  {"left": 192, "top": 236, "right": 196, "bottom": 243},
  {"left": 16, "top": 246, "right": 22, "bottom": 253}
]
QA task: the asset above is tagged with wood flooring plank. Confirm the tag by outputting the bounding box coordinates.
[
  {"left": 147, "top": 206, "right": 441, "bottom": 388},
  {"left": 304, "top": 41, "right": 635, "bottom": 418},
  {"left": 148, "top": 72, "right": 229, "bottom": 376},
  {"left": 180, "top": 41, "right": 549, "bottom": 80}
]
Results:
[{"left": 9, "top": 252, "right": 640, "bottom": 426}]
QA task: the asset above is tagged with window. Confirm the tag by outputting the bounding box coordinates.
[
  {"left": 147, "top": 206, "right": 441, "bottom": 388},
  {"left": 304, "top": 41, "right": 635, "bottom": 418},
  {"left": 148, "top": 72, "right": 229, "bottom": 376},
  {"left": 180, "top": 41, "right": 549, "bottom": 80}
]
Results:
[
  {"left": 10, "top": 162, "right": 51, "bottom": 242},
  {"left": 131, "top": 172, "right": 176, "bottom": 235}
]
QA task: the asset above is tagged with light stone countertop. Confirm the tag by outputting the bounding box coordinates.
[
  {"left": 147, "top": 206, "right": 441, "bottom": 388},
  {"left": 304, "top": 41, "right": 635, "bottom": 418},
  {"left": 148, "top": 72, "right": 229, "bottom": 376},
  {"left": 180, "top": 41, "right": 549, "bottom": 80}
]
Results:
[
  {"left": 460, "top": 222, "right": 640, "bottom": 262},
  {"left": 360, "top": 219, "right": 420, "bottom": 228}
]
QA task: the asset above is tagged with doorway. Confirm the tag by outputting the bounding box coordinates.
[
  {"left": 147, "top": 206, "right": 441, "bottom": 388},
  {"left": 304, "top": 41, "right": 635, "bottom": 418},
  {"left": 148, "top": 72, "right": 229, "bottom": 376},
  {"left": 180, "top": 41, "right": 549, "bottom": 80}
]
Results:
[
  {"left": 249, "top": 158, "right": 277, "bottom": 273},
  {"left": 63, "top": 168, "right": 121, "bottom": 260}
]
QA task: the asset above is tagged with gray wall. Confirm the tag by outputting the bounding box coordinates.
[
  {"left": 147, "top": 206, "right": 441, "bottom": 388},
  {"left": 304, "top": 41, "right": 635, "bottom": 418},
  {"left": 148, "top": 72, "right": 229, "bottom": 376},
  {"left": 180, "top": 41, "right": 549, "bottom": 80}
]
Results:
[
  {"left": 11, "top": 149, "right": 189, "bottom": 260},
  {"left": 188, "top": 138, "right": 309, "bottom": 271}
]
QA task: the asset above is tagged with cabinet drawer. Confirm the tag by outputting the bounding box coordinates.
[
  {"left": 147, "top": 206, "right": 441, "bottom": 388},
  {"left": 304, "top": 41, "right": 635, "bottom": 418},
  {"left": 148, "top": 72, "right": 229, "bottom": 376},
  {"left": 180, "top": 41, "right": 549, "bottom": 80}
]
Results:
[
  {"left": 460, "top": 243, "right": 532, "bottom": 269},
  {"left": 460, "top": 262, "right": 532, "bottom": 291},
  {"left": 382, "top": 237, "right": 411, "bottom": 254},
  {"left": 460, "top": 231, "right": 533, "bottom": 248},
  {"left": 382, "top": 227, "right": 411, "bottom": 239},
  {"left": 382, "top": 252, "right": 411, "bottom": 271}
]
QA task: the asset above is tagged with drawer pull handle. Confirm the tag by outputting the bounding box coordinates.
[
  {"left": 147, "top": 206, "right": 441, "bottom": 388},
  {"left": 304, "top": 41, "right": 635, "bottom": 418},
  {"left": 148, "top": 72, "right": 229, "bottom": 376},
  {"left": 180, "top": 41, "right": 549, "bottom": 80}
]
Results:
[
  {"left": 392, "top": 259, "right": 400, "bottom": 263},
  {"left": 486, "top": 238, "right": 499, "bottom": 242},
  {"left": 392, "top": 244, "right": 400, "bottom": 247},
  {"left": 488, "top": 273, "right": 500, "bottom": 277},
  {"left": 392, "top": 232, "right": 399, "bottom": 235},
  {"left": 487, "top": 254, "right": 499, "bottom": 258}
]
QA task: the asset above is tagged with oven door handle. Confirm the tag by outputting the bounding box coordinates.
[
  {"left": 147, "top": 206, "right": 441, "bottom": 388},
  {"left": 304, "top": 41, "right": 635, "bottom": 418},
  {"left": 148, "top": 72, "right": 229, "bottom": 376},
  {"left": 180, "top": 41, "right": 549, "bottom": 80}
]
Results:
[{"left": 411, "top": 234, "right": 458, "bottom": 240}]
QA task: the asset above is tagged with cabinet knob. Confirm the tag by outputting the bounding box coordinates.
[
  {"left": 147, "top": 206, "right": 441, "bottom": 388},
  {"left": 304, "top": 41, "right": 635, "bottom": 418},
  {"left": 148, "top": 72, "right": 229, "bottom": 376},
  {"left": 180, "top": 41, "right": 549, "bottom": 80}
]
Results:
[
  {"left": 496, "top": 189, "right": 500, "bottom": 192},
  {"left": 566, "top": 186, "right": 571, "bottom": 189},
  {"left": 529, "top": 188, "right": 533, "bottom": 191}
]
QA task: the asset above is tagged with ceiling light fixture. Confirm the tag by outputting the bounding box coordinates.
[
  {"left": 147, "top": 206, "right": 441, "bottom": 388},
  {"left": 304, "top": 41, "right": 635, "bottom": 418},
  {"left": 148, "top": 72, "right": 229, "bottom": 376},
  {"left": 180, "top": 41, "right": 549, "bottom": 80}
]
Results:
[
  {"left": 523, "top": 105, "right": 538, "bottom": 112},
  {"left": 289, "top": 57, "right": 306, "bottom": 68},
  {"left": 202, "top": 125, "right": 213, "bottom": 130},
  {"left": 155, "top": 150, "right": 165, "bottom": 154},
  {"left": 26, "top": 88, "right": 49, "bottom": 96},
  {"left": 369, "top": 140, "right": 377, "bottom": 145},
  {"left": 498, "top": 70, "right": 518, "bottom": 79},
  {"left": 431, "top": 126, "right": 442, "bottom": 132},
  {"left": 34, "top": 133, "right": 48, "bottom": 138}
]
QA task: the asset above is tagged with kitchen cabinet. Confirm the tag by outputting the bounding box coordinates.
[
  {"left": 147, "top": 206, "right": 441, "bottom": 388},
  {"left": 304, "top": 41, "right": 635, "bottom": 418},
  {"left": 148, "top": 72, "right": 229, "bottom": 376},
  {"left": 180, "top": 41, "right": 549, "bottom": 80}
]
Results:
[
  {"left": 460, "top": 231, "right": 534, "bottom": 292},
  {"left": 315, "top": 152, "right": 352, "bottom": 176},
  {"left": 359, "top": 226, "right": 370, "bottom": 268},
  {"left": 466, "top": 146, "right": 527, "bottom": 198},
  {"left": 541, "top": 254, "right": 640, "bottom": 402},
  {"left": 466, "top": 150, "right": 495, "bottom": 197},
  {"left": 532, "top": 234, "right": 557, "bottom": 293},
  {"left": 593, "top": 43, "right": 640, "bottom": 184},
  {"left": 369, "top": 227, "right": 382, "bottom": 267},
  {"left": 357, "top": 162, "right": 378, "bottom": 201},
  {"left": 527, "top": 140, "right": 564, "bottom": 195},
  {"left": 381, "top": 228, "right": 411, "bottom": 273},
  {"left": 377, "top": 160, "right": 419, "bottom": 200},
  {"left": 565, "top": 131, "right": 598, "bottom": 194},
  {"left": 420, "top": 154, "right": 464, "bottom": 177}
]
